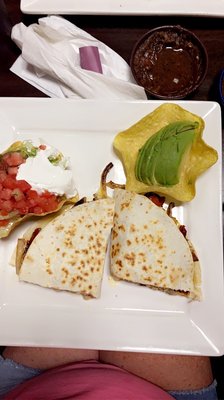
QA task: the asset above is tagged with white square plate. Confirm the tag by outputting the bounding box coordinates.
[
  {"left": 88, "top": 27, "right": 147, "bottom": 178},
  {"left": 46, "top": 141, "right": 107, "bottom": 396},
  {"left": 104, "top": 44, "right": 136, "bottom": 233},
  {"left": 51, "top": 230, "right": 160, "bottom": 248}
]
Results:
[
  {"left": 0, "top": 98, "right": 223, "bottom": 355},
  {"left": 20, "top": 0, "right": 224, "bottom": 17}
]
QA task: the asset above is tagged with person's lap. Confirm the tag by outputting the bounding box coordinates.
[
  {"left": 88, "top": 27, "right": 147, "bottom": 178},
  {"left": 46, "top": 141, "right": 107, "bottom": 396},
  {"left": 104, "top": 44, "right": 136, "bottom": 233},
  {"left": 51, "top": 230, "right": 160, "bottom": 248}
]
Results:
[
  {"left": 99, "top": 351, "right": 214, "bottom": 391},
  {"left": 0, "top": 348, "right": 98, "bottom": 398},
  {"left": 99, "top": 351, "right": 218, "bottom": 400},
  {"left": 0, "top": 347, "right": 218, "bottom": 400}
]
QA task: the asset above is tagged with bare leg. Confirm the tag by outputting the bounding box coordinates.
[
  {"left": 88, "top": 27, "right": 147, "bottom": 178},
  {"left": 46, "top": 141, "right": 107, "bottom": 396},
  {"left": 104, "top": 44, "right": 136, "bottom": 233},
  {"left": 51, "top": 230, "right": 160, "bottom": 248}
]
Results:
[
  {"left": 3, "top": 347, "right": 98, "bottom": 370},
  {"left": 99, "top": 351, "right": 213, "bottom": 391}
]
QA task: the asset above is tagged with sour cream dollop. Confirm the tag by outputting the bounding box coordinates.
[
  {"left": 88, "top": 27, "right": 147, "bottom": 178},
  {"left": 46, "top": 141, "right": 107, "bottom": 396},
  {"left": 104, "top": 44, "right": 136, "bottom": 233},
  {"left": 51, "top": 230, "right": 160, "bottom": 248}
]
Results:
[{"left": 17, "top": 146, "right": 77, "bottom": 198}]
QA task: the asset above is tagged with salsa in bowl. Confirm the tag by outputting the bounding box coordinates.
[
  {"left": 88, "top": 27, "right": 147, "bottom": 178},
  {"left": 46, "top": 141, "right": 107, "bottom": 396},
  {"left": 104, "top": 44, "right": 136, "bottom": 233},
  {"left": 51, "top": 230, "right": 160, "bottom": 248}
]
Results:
[{"left": 130, "top": 25, "right": 208, "bottom": 100}]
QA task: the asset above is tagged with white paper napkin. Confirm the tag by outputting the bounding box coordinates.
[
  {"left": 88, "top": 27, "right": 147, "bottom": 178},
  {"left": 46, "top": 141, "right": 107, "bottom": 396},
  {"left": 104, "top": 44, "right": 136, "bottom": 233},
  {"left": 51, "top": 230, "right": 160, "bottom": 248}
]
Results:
[{"left": 10, "top": 16, "right": 147, "bottom": 100}]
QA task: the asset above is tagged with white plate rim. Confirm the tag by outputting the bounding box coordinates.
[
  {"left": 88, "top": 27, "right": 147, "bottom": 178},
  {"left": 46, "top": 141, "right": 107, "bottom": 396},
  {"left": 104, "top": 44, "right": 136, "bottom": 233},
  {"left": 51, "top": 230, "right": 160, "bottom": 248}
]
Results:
[
  {"left": 0, "top": 97, "right": 223, "bottom": 356},
  {"left": 20, "top": 0, "right": 224, "bottom": 16}
]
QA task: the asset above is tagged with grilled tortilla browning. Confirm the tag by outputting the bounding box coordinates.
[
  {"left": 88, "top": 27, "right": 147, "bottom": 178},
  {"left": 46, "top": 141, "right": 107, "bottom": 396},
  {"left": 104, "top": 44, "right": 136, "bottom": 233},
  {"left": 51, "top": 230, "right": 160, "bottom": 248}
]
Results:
[
  {"left": 110, "top": 189, "right": 201, "bottom": 299},
  {"left": 18, "top": 198, "right": 114, "bottom": 298}
]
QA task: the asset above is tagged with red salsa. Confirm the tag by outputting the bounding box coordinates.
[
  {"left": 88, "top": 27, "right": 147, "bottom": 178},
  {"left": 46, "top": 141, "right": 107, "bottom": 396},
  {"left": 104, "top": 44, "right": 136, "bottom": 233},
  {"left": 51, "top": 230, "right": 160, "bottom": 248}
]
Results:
[
  {"left": 0, "top": 151, "right": 60, "bottom": 227},
  {"left": 131, "top": 27, "right": 207, "bottom": 99}
]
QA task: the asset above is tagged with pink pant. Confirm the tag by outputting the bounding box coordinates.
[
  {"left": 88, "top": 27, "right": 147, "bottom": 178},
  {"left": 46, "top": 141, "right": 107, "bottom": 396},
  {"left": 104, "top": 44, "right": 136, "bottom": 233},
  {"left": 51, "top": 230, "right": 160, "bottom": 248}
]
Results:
[{"left": 3, "top": 359, "right": 173, "bottom": 399}]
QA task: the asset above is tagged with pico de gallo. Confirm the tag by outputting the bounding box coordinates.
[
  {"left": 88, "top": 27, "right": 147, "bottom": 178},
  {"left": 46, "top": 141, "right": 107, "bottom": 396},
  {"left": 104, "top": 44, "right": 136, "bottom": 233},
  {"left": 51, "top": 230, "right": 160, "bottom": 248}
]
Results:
[{"left": 0, "top": 141, "right": 77, "bottom": 238}]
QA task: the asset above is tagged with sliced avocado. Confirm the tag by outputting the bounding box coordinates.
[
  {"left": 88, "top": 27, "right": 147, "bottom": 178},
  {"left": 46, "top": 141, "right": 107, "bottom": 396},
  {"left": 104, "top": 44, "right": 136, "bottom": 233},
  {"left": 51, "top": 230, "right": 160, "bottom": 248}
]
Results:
[{"left": 135, "top": 121, "right": 198, "bottom": 187}]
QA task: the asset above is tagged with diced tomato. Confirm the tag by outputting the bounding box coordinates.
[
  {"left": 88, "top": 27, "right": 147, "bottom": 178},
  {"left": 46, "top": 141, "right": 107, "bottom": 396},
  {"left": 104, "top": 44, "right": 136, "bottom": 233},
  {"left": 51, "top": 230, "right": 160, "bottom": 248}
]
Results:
[
  {"left": 26, "top": 191, "right": 58, "bottom": 213},
  {"left": 34, "top": 196, "right": 47, "bottom": 208},
  {"left": 0, "top": 188, "right": 12, "bottom": 200},
  {"left": 42, "top": 197, "right": 59, "bottom": 212},
  {"left": 2, "top": 154, "right": 10, "bottom": 163},
  {"left": 13, "top": 199, "right": 27, "bottom": 209},
  {"left": 39, "top": 144, "right": 46, "bottom": 150},
  {"left": 0, "top": 220, "right": 9, "bottom": 227},
  {"left": 3, "top": 152, "right": 24, "bottom": 167},
  {"left": 19, "top": 207, "right": 29, "bottom": 215},
  {"left": 32, "top": 206, "right": 44, "bottom": 214},
  {"left": 42, "top": 190, "right": 53, "bottom": 198},
  {"left": 26, "top": 190, "right": 39, "bottom": 207},
  {"left": 37, "top": 195, "right": 56, "bottom": 209},
  {"left": 15, "top": 180, "right": 31, "bottom": 192},
  {"left": 2, "top": 176, "right": 17, "bottom": 189},
  {"left": 0, "top": 209, "right": 9, "bottom": 216},
  {"left": 7, "top": 166, "right": 19, "bottom": 176},
  {"left": 0, "top": 176, "right": 59, "bottom": 216},
  {"left": 0, "top": 200, "right": 14, "bottom": 213},
  {"left": 0, "top": 171, "right": 7, "bottom": 183},
  {"left": 14, "top": 199, "right": 29, "bottom": 215},
  {"left": 11, "top": 188, "right": 25, "bottom": 201},
  {"left": 27, "top": 199, "right": 38, "bottom": 208},
  {"left": 27, "top": 189, "right": 39, "bottom": 200},
  {"left": 0, "top": 147, "right": 61, "bottom": 217}
]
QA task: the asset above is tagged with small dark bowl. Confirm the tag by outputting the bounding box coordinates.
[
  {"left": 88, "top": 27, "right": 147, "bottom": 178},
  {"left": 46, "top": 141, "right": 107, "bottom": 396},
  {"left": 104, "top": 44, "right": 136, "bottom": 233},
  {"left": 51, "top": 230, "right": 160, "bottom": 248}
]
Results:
[
  {"left": 130, "top": 25, "right": 208, "bottom": 100},
  {"left": 218, "top": 69, "right": 224, "bottom": 108}
]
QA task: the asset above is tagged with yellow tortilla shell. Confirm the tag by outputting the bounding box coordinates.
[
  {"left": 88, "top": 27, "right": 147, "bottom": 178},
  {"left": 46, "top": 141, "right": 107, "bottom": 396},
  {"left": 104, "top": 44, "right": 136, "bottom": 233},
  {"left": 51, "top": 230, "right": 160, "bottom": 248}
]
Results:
[{"left": 113, "top": 103, "right": 218, "bottom": 202}]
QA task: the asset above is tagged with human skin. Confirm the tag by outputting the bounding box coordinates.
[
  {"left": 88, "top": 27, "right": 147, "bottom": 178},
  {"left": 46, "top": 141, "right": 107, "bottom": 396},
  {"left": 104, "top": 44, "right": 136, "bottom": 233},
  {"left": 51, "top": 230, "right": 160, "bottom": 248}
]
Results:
[
  {"left": 2, "top": 347, "right": 213, "bottom": 391},
  {"left": 99, "top": 351, "right": 213, "bottom": 391},
  {"left": 2, "top": 347, "right": 98, "bottom": 370}
]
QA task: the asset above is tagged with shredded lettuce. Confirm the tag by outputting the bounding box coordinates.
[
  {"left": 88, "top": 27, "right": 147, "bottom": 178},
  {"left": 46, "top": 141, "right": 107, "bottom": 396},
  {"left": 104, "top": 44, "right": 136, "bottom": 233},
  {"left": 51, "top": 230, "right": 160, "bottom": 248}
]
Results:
[
  {"left": 19, "top": 141, "right": 38, "bottom": 158},
  {"left": 48, "top": 153, "right": 63, "bottom": 166}
]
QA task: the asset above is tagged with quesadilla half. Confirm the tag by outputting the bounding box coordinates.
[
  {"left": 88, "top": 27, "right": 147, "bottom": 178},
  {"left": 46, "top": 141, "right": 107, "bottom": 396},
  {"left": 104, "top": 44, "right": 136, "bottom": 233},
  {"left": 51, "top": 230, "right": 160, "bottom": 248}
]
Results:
[
  {"left": 17, "top": 198, "right": 114, "bottom": 298},
  {"left": 110, "top": 189, "right": 201, "bottom": 300}
]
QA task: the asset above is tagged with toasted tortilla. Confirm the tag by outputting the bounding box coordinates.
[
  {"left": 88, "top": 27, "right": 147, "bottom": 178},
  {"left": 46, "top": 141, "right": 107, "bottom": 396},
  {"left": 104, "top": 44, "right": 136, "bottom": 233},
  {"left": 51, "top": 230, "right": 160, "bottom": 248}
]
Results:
[
  {"left": 10, "top": 203, "right": 75, "bottom": 268},
  {"left": 110, "top": 189, "right": 201, "bottom": 300},
  {"left": 18, "top": 198, "right": 114, "bottom": 298},
  {"left": 113, "top": 103, "right": 218, "bottom": 202}
]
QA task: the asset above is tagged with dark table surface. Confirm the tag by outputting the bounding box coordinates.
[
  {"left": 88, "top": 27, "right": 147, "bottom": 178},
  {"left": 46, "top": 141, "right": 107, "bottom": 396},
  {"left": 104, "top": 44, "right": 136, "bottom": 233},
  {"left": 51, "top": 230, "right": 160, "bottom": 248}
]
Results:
[
  {"left": 1, "top": 0, "right": 224, "bottom": 397},
  {"left": 1, "top": 0, "right": 224, "bottom": 101}
]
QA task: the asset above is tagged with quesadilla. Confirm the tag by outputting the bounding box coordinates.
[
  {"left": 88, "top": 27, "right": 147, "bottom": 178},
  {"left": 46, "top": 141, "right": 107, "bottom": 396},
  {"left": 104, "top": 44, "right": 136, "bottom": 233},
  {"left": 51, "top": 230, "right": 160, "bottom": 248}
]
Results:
[
  {"left": 113, "top": 103, "right": 218, "bottom": 202},
  {"left": 16, "top": 198, "right": 114, "bottom": 298},
  {"left": 110, "top": 189, "right": 201, "bottom": 300}
]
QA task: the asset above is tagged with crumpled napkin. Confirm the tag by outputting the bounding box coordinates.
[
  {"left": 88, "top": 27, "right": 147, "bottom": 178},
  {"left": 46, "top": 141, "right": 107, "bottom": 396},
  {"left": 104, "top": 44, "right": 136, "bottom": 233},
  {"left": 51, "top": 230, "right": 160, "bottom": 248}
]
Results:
[{"left": 10, "top": 16, "right": 147, "bottom": 100}]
